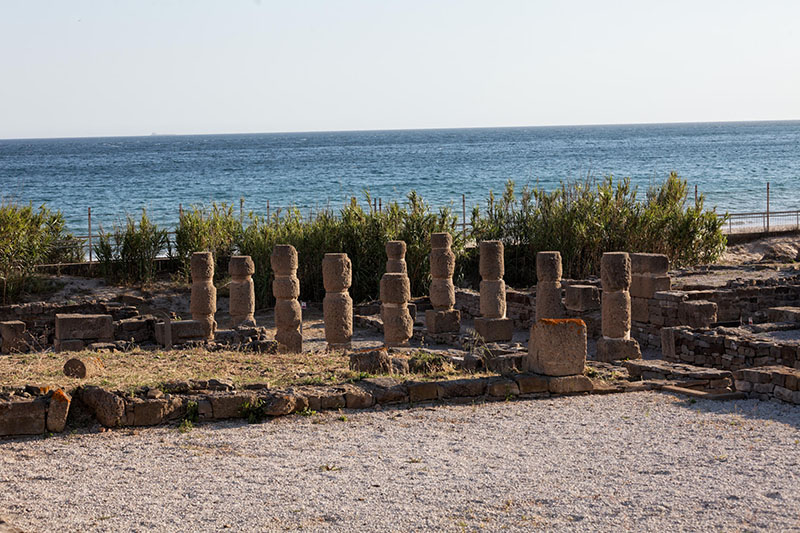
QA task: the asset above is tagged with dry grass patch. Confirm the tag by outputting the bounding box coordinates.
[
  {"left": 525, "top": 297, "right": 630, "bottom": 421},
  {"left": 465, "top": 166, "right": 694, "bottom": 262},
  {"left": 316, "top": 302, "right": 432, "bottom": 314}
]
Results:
[{"left": 1, "top": 348, "right": 489, "bottom": 392}]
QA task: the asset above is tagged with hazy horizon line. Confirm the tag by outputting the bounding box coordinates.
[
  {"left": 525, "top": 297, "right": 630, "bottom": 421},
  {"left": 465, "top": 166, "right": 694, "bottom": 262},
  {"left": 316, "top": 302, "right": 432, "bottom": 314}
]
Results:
[{"left": 2, "top": 117, "right": 799, "bottom": 142}]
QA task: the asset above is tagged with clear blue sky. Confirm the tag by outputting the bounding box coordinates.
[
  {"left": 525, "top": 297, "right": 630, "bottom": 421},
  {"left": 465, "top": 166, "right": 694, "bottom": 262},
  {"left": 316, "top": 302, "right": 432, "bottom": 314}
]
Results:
[{"left": 2, "top": 0, "right": 799, "bottom": 139}]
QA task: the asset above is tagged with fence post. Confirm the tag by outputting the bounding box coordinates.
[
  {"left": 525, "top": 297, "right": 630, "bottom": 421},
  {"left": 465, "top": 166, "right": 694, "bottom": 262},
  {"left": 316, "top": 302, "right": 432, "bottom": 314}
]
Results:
[
  {"left": 240, "top": 197, "right": 244, "bottom": 224},
  {"left": 88, "top": 207, "right": 92, "bottom": 263},
  {"left": 766, "top": 182, "right": 770, "bottom": 233},
  {"left": 694, "top": 185, "right": 698, "bottom": 206},
  {"left": 267, "top": 200, "right": 270, "bottom": 222}
]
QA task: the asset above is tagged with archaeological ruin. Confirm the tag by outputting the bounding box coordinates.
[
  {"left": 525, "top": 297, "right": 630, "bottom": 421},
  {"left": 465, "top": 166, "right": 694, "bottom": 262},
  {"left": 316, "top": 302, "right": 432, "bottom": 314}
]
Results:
[{"left": 3, "top": 233, "right": 800, "bottom": 437}]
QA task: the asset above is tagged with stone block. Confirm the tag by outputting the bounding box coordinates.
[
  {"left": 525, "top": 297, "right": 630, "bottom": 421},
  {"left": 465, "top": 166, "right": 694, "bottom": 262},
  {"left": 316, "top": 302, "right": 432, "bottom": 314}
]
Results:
[
  {"left": 272, "top": 276, "right": 300, "bottom": 300},
  {"left": 408, "top": 381, "right": 441, "bottom": 402},
  {"left": 0, "top": 399, "right": 46, "bottom": 436},
  {"left": 596, "top": 336, "right": 641, "bottom": 362},
  {"left": 270, "top": 244, "right": 298, "bottom": 275},
  {"left": 425, "top": 309, "right": 461, "bottom": 334},
  {"left": 548, "top": 375, "right": 593, "bottom": 394},
  {"left": 535, "top": 281, "right": 563, "bottom": 320},
  {"left": 479, "top": 241, "right": 504, "bottom": 280},
  {"left": 527, "top": 318, "right": 587, "bottom": 376},
  {"left": 479, "top": 280, "right": 506, "bottom": 318},
  {"left": 381, "top": 304, "right": 413, "bottom": 347},
  {"left": 630, "top": 274, "right": 671, "bottom": 299},
  {"left": 536, "top": 251, "right": 562, "bottom": 282},
  {"left": 474, "top": 317, "right": 513, "bottom": 342},
  {"left": 678, "top": 300, "right": 718, "bottom": 328},
  {"left": 514, "top": 373, "right": 549, "bottom": 394},
  {"left": 601, "top": 290, "right": 631, "bottom": 339},
  {"left": 0, "top": 320, "right": 27, "bottom": 354},
  {"left": 55, "top": 314, "right": 113, "bottom": 341},
  {"left": 360, "top": 377, "right": 408, "bottom": 404},
  {"left": 229, "top": 255, "right": 255, "bottom": 278},
  {"left": 631, "top": 297, "right": 650, "bottom": 323},
  {"left": 734, "top": 380, "right": 752, "bottom": 392},
  {"left": 343, "top": 385, "right": 375, "bottom": 409},
  {"left": 210, "top": 393, "right": 257, "bottom": 419},
  {"left": 55, "top": 338, "right": 85, "bottom": 352},
  {"left": 630, "top": 253, "right": 669, "bottom": 275},
  {"left": 380, "top": 273, "right": 411, "bottom": 304},
  {"left": 190, "top": 251, "right": 214, "bottom": 280},
  {"left": 487, "top": 377, "right": 520, "bottom": 397},
  {"left": 81, "top": 386, "right": 125, "bottom": 427},
  {"left": 601, "top": 252, "right": 631, "bottom": 291},
  {"left": 349, "top": 349, "right": 393, "bottom": 374},
  {"left": 439, "top": 378, "right": 487, "bottom": 398},
  {"left": 46, "top": 389, "right": 71, "bottom": 433},
  {"left": 155, "top": 320, "right": 206, "bottom": 344},
  {"left": 322, "top": 253, "right": 352, "bottom": 292},
  {"left": 323, "top": 292, "right": 353, "bottom": 347},
  {"left": 564, "top": 285, "right": 600, "bottom": 312},
  {"left": 430, "top": 248, "right": 456, "bottom": 280},
  {"left": 429, "top": 279, "right": 456, "bottom": 310}
]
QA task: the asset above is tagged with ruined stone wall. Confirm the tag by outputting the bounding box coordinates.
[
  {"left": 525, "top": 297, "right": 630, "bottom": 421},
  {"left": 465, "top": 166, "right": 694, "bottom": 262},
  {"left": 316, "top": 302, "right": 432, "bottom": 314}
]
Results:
[{"left": 662, "top": 325, "right": 800, "bottom": 371}]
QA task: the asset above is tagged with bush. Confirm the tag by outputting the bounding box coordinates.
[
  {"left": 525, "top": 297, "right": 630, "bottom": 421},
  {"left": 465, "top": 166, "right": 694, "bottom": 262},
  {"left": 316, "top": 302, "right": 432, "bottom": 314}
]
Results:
[
  {"left": 468, "top": 173, "right": 727, "bottom": 286},
  {"left": 0, "top": 201, "right": 83, "bottom": 302},
  {"left": 94, "top": 210, "right": 169, "bottom": 283},
  {"left": 174, "top": 202, "right": 241, "bottom": 280}
]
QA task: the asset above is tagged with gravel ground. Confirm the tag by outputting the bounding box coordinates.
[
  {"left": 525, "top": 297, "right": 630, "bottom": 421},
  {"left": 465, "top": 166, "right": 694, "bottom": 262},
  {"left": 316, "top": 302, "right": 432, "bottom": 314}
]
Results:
[{"left": 2, "top": 391, "right": 800, "bottom": 532}]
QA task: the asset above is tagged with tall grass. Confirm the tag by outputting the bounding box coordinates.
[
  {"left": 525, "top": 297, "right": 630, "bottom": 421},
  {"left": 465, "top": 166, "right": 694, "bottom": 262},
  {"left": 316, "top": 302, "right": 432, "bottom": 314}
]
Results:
[
  {"left": 94, "top": 210, "right": 169, "bottom": 283},
  {"left": 174, "top": 203, "right": 241, "bottom": 280},
  {"left": 0, "top": 201, "right": 83, "bottom": 302},
  {"left": 468, "top": 172, "right": 727, "bottom": 286}
]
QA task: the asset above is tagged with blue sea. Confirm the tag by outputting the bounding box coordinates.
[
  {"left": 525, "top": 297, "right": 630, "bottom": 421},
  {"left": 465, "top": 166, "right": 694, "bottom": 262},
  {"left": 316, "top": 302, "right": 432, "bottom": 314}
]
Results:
[{"left": 1, "top": 121, "right": 799, "bottom": 234}]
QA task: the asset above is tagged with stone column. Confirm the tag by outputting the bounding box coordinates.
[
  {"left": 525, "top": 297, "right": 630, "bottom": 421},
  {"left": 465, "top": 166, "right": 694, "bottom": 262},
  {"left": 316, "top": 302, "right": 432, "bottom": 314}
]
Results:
[
  {"left": 229, "top": 255, "right": 256, "bottom": 327},
  {"left": 386, "top": 241, "right": 407, "bottom": 274},
  {"left": 426, "top": 232, "right": 461, "bottom": 333},
  {"left": 271, "top": 244, "right": 302, "bottom": 353},
  {"left": 190, "top": 251, "right": 217, "bottom": 339},
  {"left": 630, "top": 253, "right": 671, "bottom": 323},
  {"left": 323, "top": 253, "right": 353, "bottom": 349},
  {"left": 597, "top": 252, "right": 641, "bottom": 361},
  {"left": 381, "top": 272, "right": 413, "bottom": 347},
  {"left": 474, "top": 241, "right": 513, "bottom": 342},
  {"left": 535, "top": 251, "right": 565, "bottom": 320}
]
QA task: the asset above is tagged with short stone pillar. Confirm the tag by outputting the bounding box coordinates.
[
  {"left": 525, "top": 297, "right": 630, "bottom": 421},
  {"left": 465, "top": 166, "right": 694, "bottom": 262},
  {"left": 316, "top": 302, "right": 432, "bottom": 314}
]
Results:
[
  {"left": 526, "top": 318, "right": 587, "bottom": 376},
  {"left": 323, "top": 253, "right": 353, "bottom": 349},
  {"left": 474, "top": 241, "right": 513, "bottom": 342},
  {"left": 535, "top": 251, "right": 565, "bottom": 320},
  {"left": 426, "top": 232, "right": 461, "bottom": 333},
  {"left": 597, "top": 252, "right": 641, "bottom": 361},
  {"left": 630, "top": 253, "right": 671, "bottom": 323},
  {"left": 190, "top": 252, "right": 217, "bottom": 339},
  {"left": 271, "top": 244, "right": 302, "bottom": 353},
  {"left": 229, "top": 255, "right": 256, "bottom": 327},
  {"left": 381, "top": 272, "right": 413, "bottom": 347},
  {"left": 0, "top": 320, "right": 28, "bottom": 354},
  {"left": 386, "top": 241, "right": 407, "bottom": 274}
]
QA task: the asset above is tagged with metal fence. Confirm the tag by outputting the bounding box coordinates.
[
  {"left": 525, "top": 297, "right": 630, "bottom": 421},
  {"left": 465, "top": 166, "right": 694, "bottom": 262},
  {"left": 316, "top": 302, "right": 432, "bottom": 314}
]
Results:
[{"left": 722, "top": 209, "right": 800, "bottom": 234}]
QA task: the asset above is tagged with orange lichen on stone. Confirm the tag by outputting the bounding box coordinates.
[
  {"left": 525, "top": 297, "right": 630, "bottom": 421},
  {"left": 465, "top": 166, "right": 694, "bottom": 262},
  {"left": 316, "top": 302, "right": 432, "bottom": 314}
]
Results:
[
  {"left": 52, "top": 388, "right": 70, "bottom": 403},
  {"left": 539, "top": 318, "right": 586, "bottom": 328}
]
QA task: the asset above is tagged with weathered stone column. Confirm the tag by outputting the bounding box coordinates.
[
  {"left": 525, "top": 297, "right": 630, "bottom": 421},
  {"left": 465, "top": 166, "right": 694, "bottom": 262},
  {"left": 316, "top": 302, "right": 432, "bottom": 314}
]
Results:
[
  {"left": 229, "top": 255, "right": 256, "bottom": 327},
  {"left": 190, "top": 252, "right": 217, "bottom": 339},
  {"left": 597, "top": 252, "right": 641, "bottom": 361},
  {"left": 381, "top": 272, "right": 413, "bottom": 347},
  {"left": 271, "top": 244, "right": 302, "bottom": 353},
  {"left": 474, "top": 241, "right": 513, "bottom": 342},
  {"left": 630, "top": 253, "right": 671, "bottom": 323},
  {"left": 386, "top": 241, "right": 407, "bottom": 274},
  {"left": 426, "top": 232, "right": 461, "bottom": 333},
  {"left": 323, "top": 253, "right": 353, "bottom": 349},
  {"left": 535, "top": 251, "right": 565, "bottom": 320}
]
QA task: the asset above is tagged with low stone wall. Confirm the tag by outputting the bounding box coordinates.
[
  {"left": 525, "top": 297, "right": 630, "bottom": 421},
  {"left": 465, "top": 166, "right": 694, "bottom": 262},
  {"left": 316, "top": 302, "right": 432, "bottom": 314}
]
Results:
[
  {"left": 661, "top": 323, "right": 800, "bottom": 371},
  {"left": 631, "top": 275, "right": 800, "bottom": 349},
  {"left": 732, "top": 365, "right": 800, "bottom": 404},
  {"left": 623, "top": 359, "right": 733, "bottom": 390},
  {"left": 1, "top": 372, "right": 605, "bottom": 436}
]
